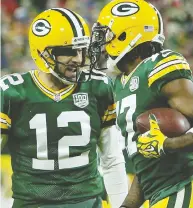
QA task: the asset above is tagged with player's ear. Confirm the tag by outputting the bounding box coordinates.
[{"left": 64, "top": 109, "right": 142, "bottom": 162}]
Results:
[{"left": 149, "top": 114, "right": 160, "bottom": 130}]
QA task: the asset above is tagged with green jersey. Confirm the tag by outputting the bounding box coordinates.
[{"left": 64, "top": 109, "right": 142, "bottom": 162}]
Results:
[
  {"left": 114, "top": 49, "right": 193, "bottom": 205},
  {"left": 0, "top": 70, "right": 116, "bottom": 205}
]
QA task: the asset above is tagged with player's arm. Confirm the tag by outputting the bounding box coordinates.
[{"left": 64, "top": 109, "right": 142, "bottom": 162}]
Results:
[
  {"left": 138, "top": 79, "right": 193, "bottom": 157},
  {"left": 0, "top": 86, "right": 11, "bottom": 151},
  {"left": 97, "top": 76, "right": 128, "bottom": 207},
  {"left": 138, "top": 52, "right": 193, "bottom": 157},
  {"left": 120, "top": 175, "right": 145, "bottom": 208},
  {"left": 98, "top": 125, "right": 128, "bottom": 208},
  {"left": 161, "top": 78, "right": 193, "bottom": 153}
]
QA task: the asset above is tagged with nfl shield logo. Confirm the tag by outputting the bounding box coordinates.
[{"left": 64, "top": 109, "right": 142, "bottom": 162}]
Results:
[
  {"left": 73, "top": 93, "right": 89, "bottom": 108},
  {"left": 54, "top": 94, "right": 61, "bottom": 102}
]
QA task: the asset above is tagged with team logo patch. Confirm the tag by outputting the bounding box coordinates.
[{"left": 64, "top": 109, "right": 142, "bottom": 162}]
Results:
[
  {"left": 129, "top": 76, "right": 139, "bottom": 92},
  {"left": 32, "top": 19, "right": 51, "bottom": 36},
  {"left": 111, "top": 3, "right": 139, "bottom": 16},
  {"left": 73, "top": 93, "right": 89, "bottom": 108}
]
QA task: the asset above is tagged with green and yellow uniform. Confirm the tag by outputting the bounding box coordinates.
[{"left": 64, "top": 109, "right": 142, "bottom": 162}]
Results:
[
  {"left": 114, "top": 49, "right": 193, "bottom": 207},
  {"left": 0, "top": 70, "right": 116, "bottom": 207}
]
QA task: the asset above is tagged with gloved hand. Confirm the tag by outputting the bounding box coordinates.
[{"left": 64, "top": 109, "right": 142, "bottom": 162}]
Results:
[{"left": 137, "top": 114, "right": 167, "bottom": 158}]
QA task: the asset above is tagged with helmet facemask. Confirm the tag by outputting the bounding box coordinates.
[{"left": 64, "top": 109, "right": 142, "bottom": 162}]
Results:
[
  {"left": 89, "top": 21, "right": 144, "bottom": 71},
  {"left": 88, "top": 22, "right": 115, "bottom": 71}
]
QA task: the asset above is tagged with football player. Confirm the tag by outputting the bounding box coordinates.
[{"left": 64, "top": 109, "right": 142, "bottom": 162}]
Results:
[
  {"left": 0, "top": 8, "right": 128, "bottom": 208},
  {"left": 89, "top": 0, "right": 193, "bottom": 207}
]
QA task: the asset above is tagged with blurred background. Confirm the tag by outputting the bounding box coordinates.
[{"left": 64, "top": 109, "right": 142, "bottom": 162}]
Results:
[
  {"left": 1, "top": 0, "right": 193, "bottom": 76},
  {"left": 1, "top": 0, "right": 193, "bottom": 207}
]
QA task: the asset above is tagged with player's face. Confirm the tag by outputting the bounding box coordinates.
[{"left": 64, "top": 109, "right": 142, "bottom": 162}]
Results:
[{"left": 56, "top": 49, "right": 83, "bottom": 82}]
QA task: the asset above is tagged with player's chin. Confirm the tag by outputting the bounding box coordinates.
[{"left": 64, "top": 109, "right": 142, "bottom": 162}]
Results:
[
  {"left": 64, "top": 72, "right": 77, "bottom": 82},
  {"left": 61, "top": 68, "right": 77, "bottom": 80}
]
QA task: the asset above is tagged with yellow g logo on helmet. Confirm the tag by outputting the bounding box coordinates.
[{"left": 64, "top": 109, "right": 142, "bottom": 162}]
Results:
[
  {"left": 32, "top": 19, "right": 51, "bottom": 37},
  {"left": 111, "top": 2, "right": 139, "bottom": 16}
]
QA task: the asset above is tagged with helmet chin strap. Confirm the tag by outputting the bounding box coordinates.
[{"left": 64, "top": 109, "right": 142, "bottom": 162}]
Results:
[{"left": 107, "top": 33, "right": 142, "bottom": 70}]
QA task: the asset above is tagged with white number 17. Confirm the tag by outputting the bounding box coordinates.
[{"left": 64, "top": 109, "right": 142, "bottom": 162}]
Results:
[{"left": 117, "top": 94, "right": 137, "bottom": 155}]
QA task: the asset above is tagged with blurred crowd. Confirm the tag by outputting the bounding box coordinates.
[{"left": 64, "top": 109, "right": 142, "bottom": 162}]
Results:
[{"left": 1, "top": 0, "right": 193, "bottom": 76}]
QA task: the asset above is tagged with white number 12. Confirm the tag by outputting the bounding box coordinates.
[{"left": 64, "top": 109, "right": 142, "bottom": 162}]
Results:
[{"left": 29, "top": 111, "right": 91, "bottom": 170}]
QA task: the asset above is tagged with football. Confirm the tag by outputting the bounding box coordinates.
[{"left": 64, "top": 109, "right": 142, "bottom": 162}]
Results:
[{"left": 136, "top": 108, "right": 191, "bottom": 137}]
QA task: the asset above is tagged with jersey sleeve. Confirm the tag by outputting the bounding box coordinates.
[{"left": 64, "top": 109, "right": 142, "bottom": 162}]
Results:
[
  {"left": 0, "top": 88, "right": 11, "bottom": 136},
  {"left": 148, "top": 52, "right": 193, "bottom": 92},
  {"left": 0, "top": 73, "right": 25, "bottom": 136},
  {"left": 99, "top": 76, "right": 116, "bottom": 128}
]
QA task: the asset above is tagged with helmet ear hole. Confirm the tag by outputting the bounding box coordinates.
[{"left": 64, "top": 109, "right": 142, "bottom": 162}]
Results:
[{"left": 118, "top": 32, "right": 126, "bottom": 41}]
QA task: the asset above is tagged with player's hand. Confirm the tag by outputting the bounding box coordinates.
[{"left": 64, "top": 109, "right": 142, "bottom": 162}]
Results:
[{"left": 137, "top": 114, "right": 167, "bottom": 158}]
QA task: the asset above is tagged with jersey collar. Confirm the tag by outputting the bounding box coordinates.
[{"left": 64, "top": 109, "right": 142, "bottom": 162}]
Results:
[
  {"left": 121, "top": 59, "right": 145, "bottom": 88},
  {"left": 30, "top": 70, "right": 77, "bottom": 102}
]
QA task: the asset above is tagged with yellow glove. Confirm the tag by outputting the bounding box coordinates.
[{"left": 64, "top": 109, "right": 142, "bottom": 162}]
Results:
[{"left": 137, "top": 114, "right": 167, "bottom": 158}]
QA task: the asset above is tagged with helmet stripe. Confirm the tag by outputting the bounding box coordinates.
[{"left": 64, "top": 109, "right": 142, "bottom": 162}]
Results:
[
  {"left": 51, "top": 8, "right": 83, "bottom": 37},
  {"left": 157, "top": 9, "right": 161, "bottom": 34},
  {"left": 65, "top": 8, "right": 86, "bottom": 36},
  {"left": 155, "top": 7, "right": 164, "bottom": 35},
  {"left": 149, "top": 4, "right": 164, "bottom": 35}
]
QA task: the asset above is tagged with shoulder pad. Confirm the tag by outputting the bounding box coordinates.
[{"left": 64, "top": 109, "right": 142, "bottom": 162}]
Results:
[{"left": 0, "top": 73, "right": 24, "bottom": 91}]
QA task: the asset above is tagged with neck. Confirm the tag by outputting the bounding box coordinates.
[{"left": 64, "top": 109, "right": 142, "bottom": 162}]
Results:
[
  {"left": 38, "top": 71, "right": 68, "bottom": 91},
  {"left": 124, "top": 57, "right": 142, "bottom": 75}
]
